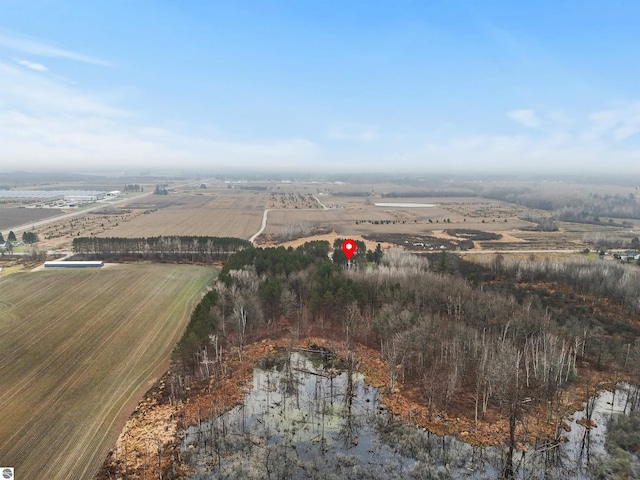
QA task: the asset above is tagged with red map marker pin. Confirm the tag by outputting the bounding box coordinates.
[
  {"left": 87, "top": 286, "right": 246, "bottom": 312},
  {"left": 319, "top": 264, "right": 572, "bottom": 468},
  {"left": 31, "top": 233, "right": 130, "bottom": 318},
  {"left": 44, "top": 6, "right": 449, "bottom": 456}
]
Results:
[{"left": 341, "top": 239, "right": 356, "bottom": 260}]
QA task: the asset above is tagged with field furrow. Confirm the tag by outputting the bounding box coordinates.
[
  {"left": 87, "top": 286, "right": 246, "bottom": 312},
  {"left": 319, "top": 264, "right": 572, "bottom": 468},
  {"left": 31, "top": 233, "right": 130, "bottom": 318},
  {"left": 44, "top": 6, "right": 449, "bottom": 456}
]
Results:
[{"left": 0, "top": 264, "right": 216, "bottom": 480}]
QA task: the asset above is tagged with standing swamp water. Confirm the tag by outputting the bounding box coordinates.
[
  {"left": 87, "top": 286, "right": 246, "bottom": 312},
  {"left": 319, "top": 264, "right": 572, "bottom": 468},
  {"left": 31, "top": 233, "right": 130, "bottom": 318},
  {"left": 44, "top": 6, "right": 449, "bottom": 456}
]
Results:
[{"left": 181, "top": 348, "right": 640, "bottom": 479}]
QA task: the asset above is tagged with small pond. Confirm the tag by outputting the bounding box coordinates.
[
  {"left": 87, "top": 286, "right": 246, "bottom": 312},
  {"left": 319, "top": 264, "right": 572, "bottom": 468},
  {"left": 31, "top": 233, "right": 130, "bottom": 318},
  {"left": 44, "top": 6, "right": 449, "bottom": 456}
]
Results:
[{"left": 181, "top": 350, "right": 639, "bottom": 479}]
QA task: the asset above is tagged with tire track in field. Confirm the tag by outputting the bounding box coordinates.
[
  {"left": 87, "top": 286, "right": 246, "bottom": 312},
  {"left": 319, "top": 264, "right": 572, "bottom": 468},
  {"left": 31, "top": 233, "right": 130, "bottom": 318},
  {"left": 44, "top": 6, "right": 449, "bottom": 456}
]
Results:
[
  {"left": 0, "top": 281, "right": 113, "bottom": 411},
  {"left": 61, "top": 269, "right": 201, "bottom": 478},
  {"left": 0, "top": 272, "right": 76, "bottom": 338},
  {"left": 0, "top": 265, "right": 214, "bottom": 480},
  {"left": 1, "top": 270, "right": 142, "bottom": 453},
  {"left": 0, "top": 270, "right": 138, "bottom": 453},
  {"left": 0, "top": 270, "right": 104, "bottom": 358},
  {"left": 23, "top": 268, "right": 174, "bottom": 477},
  {"left": 57, "top": 268, "right": 209, "bottom": 479},
  {"left": 0, "top": 270, "right": 125, "bottom": 405},
  {"left": 1, "top": 268, "right": 162, "bottom": 433},
  {"left": 0, "top": 269, "right": 92, "bottom": 314}
]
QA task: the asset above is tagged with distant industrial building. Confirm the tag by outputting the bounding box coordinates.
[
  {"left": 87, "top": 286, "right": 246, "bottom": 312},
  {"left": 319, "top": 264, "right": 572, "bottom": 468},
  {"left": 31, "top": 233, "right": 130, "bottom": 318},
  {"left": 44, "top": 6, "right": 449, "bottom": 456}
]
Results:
[
  {"left": 106, "top": 190, "right": 121, "bottom": 197},
  {"left": 64, "top": 192, "right": 105, "bottom": 203},
  {"left": 44, "top": 261, "right": 104, "bottom": 268},
  {"left": 0, "top": 189, "right": 105, "bottom": 200}
]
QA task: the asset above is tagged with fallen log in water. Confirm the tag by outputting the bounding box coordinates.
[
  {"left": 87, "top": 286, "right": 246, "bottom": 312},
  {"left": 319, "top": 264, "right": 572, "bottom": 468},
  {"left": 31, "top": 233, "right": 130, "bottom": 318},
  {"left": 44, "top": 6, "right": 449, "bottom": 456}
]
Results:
[{"left": 292, "top": 367, "right": 337, "bottom": 378}]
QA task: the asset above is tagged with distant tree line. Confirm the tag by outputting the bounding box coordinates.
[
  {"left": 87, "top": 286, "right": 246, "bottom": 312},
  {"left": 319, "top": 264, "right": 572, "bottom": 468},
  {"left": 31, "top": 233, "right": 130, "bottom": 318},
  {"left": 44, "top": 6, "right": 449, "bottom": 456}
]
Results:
[
  {"left": 482, "top": 187, "right": 640, "bottom": 221},
  {"left": 582, "top": 233, "right": 640, "bottom": 250},
  {"left": 154, "top": 185, "right": 168, "bottom": 195},
  {"left": 72, "top": 236, "right": 250, "bottom": 262},
  {"left": 124, "top": 184, "right": 143, "bottom": 192},
  {"left": 382, "top": 189, "right": 476, "bottom": 198},
  {"left": 331, "top": 191, "right": 371, "bottom": 197},
  {"left": 554, "top": 208, "right": 633, "bottom": 228}
]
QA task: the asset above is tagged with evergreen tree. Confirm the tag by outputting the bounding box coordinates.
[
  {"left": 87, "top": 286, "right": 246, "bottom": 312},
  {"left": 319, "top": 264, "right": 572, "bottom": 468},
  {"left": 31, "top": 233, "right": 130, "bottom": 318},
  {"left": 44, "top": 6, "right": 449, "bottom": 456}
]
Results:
[
  {"left": 373, "top": 243, "right": 383, "bottom": 264},
  {"left": 22, "top": 231, "right": 39, "bottom": 244},
  {"left": 8, "top": 231, "right": 17, "bottom": 242}
]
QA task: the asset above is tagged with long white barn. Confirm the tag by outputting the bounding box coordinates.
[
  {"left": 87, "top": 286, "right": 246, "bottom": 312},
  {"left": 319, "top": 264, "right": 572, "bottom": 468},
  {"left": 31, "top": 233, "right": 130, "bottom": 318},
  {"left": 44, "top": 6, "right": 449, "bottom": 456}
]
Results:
[{"left": 44, "top": 261, "right": 104, "bottom": 268}]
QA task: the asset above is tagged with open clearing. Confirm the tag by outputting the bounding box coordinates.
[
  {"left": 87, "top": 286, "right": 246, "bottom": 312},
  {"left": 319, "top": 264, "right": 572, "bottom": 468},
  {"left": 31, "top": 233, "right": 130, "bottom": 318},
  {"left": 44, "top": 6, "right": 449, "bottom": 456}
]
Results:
[
  {"left": 97, "top": 192, "right": 267, "bottom": 239},
  {"left": 257, "top": 191, "right": 640, "bottom": 251},
  {"left": 8, "top": 180, "right": 639, "bottom": 253},
  {"left": 0, "top": 264, "right": 216, "bottom": 480},
  {"left": 257, "top": 195, "right": 538, "bottom": 245},
  {"left": 11, "top": 190, "right": 267, "bottom": 250},
  {"left": 0, "top": 206, "right": 65, "bottom": 231}
]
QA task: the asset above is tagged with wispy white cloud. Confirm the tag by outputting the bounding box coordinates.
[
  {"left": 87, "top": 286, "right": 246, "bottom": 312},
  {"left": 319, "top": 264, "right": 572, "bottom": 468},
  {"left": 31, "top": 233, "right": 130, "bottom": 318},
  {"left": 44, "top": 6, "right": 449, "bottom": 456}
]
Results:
[
  {"left": 1, "top": 27, "right": 638, "bottom": 174},
  {"left": 547, "top": 110, "right": 573, "bottom": 127},
  {"left": 581, "top": 103, "right": 640, "bottom": 142},
  {"left": 614, "top": 125, "right": 640, "bottom": 140},
  {"left": 401, "top": 104, "right": 640, "bottom": 173},
  {"left": 0, "top": 111, "right": 320, "bottom": 170},
  {"left": 16, "top": 58, "right": 48, "bottom": 72},
  {"left": 0, "top": 62, "right": 126, "bottom": 117},
  {"left": 0, "top": 29, "right": 112, "bottom": 66},
  {"left": 327, "top": 125, "right": 378, "bottom": 141},
  {"left": 507, "top": 109, "right": 541, "bottom": 128},
  {"left": 0, "top": 59, "right": 319, "bottom": 170}
]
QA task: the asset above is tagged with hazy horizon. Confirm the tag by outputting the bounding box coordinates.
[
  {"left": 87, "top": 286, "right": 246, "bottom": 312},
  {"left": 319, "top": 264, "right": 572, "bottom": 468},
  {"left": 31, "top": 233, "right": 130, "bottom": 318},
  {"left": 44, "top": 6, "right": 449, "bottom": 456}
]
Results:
[{"left": 1, "top": 2, "right": 640, "bottom": 174}]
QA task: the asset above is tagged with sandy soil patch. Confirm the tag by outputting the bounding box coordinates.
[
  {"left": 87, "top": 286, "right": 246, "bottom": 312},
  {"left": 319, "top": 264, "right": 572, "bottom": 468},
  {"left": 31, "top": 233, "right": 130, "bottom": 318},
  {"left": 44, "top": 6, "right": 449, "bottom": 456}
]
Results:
[{"left": 259, "top": 231, "right": 395, "bottom": 252}]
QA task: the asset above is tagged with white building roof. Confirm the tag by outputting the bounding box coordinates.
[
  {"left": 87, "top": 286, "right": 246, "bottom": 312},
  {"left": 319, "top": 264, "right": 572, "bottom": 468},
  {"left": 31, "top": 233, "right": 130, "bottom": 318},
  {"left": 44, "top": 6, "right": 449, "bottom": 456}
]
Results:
[{"left": 44, "top": 261, "right": 104, "bottom": 268}]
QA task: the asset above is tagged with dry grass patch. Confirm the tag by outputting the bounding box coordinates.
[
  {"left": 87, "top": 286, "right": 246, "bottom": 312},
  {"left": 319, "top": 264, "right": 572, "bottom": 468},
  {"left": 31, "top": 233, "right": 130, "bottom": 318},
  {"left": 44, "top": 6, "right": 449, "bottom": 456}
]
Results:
[{"left": 99, "top": 193, "right": 268, "bottom": 239}]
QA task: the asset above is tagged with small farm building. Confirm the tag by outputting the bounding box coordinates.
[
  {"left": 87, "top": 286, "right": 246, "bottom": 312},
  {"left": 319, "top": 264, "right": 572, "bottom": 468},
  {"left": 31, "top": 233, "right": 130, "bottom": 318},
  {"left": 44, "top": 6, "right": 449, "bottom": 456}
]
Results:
[{"left": 44, "top": 261, "right": 104, "bottom": 268}]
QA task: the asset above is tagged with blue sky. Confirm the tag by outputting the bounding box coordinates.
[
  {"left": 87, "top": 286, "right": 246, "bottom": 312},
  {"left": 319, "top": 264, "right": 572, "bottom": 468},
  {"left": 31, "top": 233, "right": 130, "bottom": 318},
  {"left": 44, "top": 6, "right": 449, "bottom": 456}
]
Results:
[{"left": 1, "top": 1, "right": 639, "bottom": 173}]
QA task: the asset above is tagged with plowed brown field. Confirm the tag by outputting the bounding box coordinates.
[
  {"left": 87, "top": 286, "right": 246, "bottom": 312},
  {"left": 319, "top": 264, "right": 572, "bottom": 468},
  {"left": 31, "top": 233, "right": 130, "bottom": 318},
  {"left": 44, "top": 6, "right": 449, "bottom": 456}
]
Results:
[
  {"left": 99, "top": 192, "right": 267, "bottom": 239},
  {"left": 0, "top": 264, "right": 216, "bottom": 480}
]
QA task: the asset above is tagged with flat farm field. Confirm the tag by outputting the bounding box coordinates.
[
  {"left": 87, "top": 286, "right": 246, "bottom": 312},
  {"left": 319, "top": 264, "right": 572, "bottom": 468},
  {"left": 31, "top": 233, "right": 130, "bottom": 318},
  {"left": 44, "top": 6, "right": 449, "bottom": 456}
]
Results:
[
  {"left": 259, "top": 195, "right": 536, "bottom": 243},
  {"left": 0, "top": 206, "right": 65, "bottom": 231},
  {"left": 0, "top": 264, "right": 216, "bottom": 480},
  {"left": 100, "top": 192, "right": 267, "bottom": 239}
]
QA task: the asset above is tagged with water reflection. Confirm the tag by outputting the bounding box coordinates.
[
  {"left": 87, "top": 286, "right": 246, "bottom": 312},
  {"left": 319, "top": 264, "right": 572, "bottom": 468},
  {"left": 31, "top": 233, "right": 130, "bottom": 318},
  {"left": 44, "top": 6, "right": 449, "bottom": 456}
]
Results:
[{"left": 181, "top": 351, "right": 639, "bottom": 479}]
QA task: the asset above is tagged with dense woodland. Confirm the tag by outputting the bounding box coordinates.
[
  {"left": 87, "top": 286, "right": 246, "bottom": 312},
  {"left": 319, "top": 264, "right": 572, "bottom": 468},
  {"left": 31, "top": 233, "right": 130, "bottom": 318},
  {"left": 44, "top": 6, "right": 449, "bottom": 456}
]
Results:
[
  {"left": 169, "top": 240, "right": 640, "bottom": 477},
  {"left": 481, "top": 188, "right": 640, "bottom": 229},
  {"left": 347, "top": 183, "right": 640, "bottom": 222},
  {"left": 377, "top": 184, "right": 640, "bottom": 234},
  {"left": 72, "top": 236, "right": 250, "bottom": 262}
]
